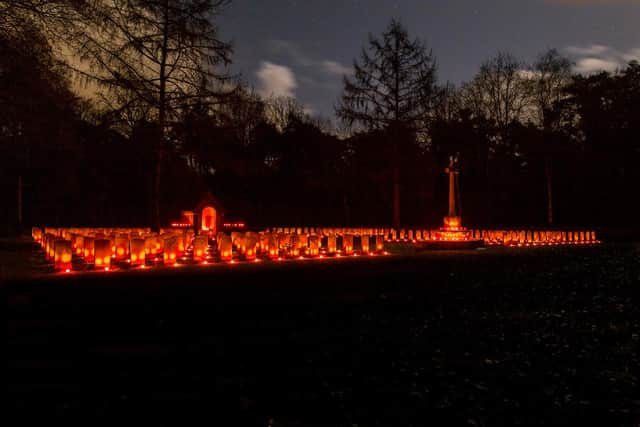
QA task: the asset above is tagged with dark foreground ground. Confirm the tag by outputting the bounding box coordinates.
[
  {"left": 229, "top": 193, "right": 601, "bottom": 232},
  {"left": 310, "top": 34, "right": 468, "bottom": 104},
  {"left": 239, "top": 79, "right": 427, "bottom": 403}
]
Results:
[{"left": 6, "top": 241, "right": 640, "bottom": 426}]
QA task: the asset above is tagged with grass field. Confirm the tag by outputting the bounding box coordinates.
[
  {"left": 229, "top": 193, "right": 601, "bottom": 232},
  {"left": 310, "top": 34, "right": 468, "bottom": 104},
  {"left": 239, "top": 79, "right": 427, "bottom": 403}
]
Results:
[{"left": 6, "top": 240, "right": 640, "bottom": 426}]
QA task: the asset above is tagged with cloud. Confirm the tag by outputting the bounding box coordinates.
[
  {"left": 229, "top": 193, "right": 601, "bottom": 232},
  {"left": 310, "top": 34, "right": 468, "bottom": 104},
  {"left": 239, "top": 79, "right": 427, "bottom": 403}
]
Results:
[
  {"left": 564, "top": 44, "right": 640, "bottom": 74},
  {"left": 574, "top": 57, "right": 621, "bottom": 73},
  {"left": 622, "top": 48, "right": 640, "bottom": 62},
  {"left": 565, "top": 44, "right": 610, "bottom": 56},
  {"left": 268, "top": 39, "right": 353, "bottom": 77},
  {"left": 256, "top": 61, "right": 297, "bottom": 98},
  {"left": 257, "top": 40, "right": 353, "bottom": 117},
  {"left": 321, "top": 60, "right": 354, "bottom": 76}
]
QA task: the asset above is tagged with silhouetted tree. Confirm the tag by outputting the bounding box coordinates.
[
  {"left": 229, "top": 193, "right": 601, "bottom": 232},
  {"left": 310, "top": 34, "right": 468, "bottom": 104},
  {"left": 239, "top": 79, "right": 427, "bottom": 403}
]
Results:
[
  {"left": 66, "top": 0, "right": 234, "bottom": 230},
  {"left": 264, "top": 96, "right": 307, "bottom": 133},
  {"left": 461, "top": 52, "right": 532, "bottom": 148},
  {"left": 0, "top": 18, "right": 78, "bottom": 232},
  {"left": 559, "top": 61, "right": 640, "bottom": 225},
  {"left": 336, "top": 19, "right": 438, "bottom": 227},
  {"left": 532, "top": 49, "right": 572, "bottom": 224}
]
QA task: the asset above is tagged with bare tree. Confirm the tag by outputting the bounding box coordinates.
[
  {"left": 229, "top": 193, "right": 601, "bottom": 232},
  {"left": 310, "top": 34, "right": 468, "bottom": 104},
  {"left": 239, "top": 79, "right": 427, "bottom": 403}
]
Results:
[
  {"left": 532, "top": 48, "right": 573, "bottom": 225},
  {"left": 264, "top": 96, "right": 306, "bottom": 133},
  {"left": 222, "top": 87, "right": 265, "bottom": 145},
  {"left": 0, "top": 0, "right": 75, "bottom": 38},
  {"left": 533, "top": 49, "right": 572, "bottom": 128},
  {"left": 65, "top": 0, "right": 234, "bottom": 231},
  {"left": 461, "top": 52, "right": 533, "bottom": 142},
  {"left": 336, "top": 19, "right": 438, "bottom": 227}
]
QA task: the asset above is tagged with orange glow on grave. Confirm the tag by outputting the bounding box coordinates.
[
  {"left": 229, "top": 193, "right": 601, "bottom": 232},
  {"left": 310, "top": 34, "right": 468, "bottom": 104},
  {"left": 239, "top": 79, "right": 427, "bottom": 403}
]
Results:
[
  {"left": 105, "top": 267, "right": 109, "bottom": 271},
  {"left": 201, "top": 206, "right": 217, "bottom": 233},
  {"left": 223, "top": 222, "right": 245, "bottom": 228},
  {"left": 171, "top": 222, "right": 192, "bottom": 228},
  {"left": 443, "top": 216, "right": 461, "bottom": 229}
]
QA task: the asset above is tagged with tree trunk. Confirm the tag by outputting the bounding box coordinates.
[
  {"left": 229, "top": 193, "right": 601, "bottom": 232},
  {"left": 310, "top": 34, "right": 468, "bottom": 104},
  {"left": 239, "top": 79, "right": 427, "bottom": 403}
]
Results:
[
  {"left": 485, "top": 159, "right": 492, "bottom": 226},
  {"left": 392, "top": 37, "right": 401, "bottom": 229},
  {"left": 393, "top": 161, "right": 400, "bottom": 228},
  {"left": 152, "top": 148, "right": 163, "bottom": 232},
  {"left": 545, "top": 156, "right": 553, "bottom": 225},
  {"left": 17, "top": 175, "right": 22, "bottom": 229},
  {"left": 343, "top": 193, "right": 351, "bottom": 226},
  {"left": 391, "top": 132, "right": 401, "bottom": 228},
  {"left": 151, "top": 0, "right": 170, "bottom": 232}
]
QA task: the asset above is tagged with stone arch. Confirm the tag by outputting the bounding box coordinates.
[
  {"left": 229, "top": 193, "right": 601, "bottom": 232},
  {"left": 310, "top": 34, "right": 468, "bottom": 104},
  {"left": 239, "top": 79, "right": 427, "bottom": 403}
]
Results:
[
  {"left": 201, "top": 206, "right": 217, "bottom": 233},
  {"left": 194, "top": 192, "right": 225, "bottom": 235}
]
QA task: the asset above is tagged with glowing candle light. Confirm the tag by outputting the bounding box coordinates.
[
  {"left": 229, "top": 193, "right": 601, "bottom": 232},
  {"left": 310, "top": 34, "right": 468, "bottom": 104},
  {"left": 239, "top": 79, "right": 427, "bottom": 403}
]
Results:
[
  {"left": 94, "top": 239, "right": 111, "bottom": 269},
  {"left": 32, "top": 227, "right": 42, "bottom": 243},
  {"left": 343, "top": 233, "right": 354, "bottom": 255},
  {"left": 193, "top": 235, "right": 208, "bottom": 262},
  {"left": 375, "top": 235, "right": 384, "bottom": 253},
  {"left": 360, "top": 234, "right": 370, "bottom": 253},
  {"left": 114, "top": 234, "right": 129, "bottom": 262},
  {"left": 145, "top": 236, "right": 162, "bottom": 256},
  {"left": 54, "top": 239, "right": 72, "bottom": 272},
  {"left": 47, "top": 235, "right": 57, "bottom": 260},
  {"left": 83, "top": 237, "right": 95, "bottom": 264},
  {"left": 129, "top": 238, "right": 145, "bottom": 267},
  {"left": 290, "top": 234, "right": 301, "bottom": 257},
  {"left": 218, "top": 234, "right": 233, "bottom": 262},
  {"left": 245, "top": 233, "right": 258, "bottom": 261},
  {"left": 163, "top": 236, "right": 178, "bottom": 264},
  {"left": 308, "top": 235, "right": 319, "bottom": 257},
  {"left": 327, "top": 234, "right": 337, "bottom": 255},
  {"left": 267, "top": 233, "right": 279, "bottom": 259}
]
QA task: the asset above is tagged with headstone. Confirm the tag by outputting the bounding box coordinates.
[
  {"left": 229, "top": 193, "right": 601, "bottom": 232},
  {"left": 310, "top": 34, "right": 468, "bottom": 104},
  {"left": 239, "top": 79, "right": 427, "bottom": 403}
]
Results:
[
  {"left": 94, "top": 239, "right": 111, "bottom": 268},
  {"left": 130, "top": 238, "right": 145, "bottom": 266},
  {"left": 54, "top": 240, "right": 72, "bottom": 271}
]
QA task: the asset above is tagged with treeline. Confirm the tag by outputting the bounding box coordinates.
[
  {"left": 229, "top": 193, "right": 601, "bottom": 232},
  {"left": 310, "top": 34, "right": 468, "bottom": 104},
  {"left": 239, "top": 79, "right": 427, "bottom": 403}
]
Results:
[{"left": 1, "top": 4, "right": 638, "bottom": 234}]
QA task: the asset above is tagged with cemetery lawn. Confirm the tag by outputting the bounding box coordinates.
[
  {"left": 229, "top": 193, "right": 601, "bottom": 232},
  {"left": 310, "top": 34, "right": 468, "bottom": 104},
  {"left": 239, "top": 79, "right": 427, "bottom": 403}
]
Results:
[{"left": 6, "top": 241, "right": 640, "bottom": 426}]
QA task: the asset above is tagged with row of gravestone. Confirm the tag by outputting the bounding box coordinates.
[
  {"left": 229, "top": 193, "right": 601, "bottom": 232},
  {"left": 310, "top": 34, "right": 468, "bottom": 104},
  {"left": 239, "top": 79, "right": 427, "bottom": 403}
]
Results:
[{"left": 31, "top": 227, "right": 388, "bottom": 272}]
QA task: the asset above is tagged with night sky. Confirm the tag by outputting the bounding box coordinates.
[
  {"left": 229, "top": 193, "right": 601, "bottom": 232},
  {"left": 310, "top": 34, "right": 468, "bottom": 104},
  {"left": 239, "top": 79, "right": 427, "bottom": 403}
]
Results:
[{"left": 217, "top": 0, "right": 640, "bottom": 120}]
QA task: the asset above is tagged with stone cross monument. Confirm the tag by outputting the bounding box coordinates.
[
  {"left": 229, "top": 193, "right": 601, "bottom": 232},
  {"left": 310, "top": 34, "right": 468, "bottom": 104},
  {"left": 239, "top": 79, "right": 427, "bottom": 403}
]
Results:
[{"left": 444, "top": 155, "right": 461, "bottom": 230}]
